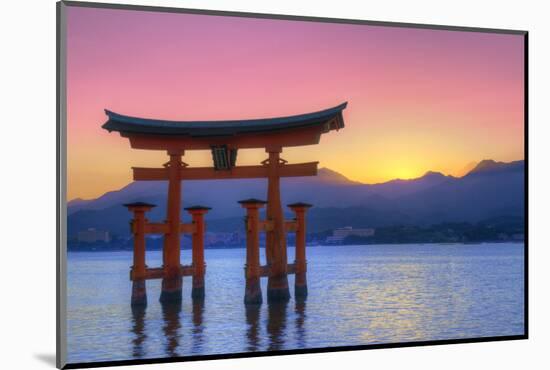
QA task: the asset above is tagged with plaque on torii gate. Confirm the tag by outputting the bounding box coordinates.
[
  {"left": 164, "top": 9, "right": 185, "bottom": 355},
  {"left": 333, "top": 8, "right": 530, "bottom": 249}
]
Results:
[{"left": 102, "top": 102, "right": 347, "bottom": 304}]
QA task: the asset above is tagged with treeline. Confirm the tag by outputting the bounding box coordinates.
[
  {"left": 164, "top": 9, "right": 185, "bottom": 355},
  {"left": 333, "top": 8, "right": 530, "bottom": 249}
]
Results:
[
  {"left": 68, "top": 236, "right": 163, "bottom": 252},
  {"left": 67, "top": 235, "right": 249, "bottom": 252},
  {"left": 314, "top": 217, "right": 525, "bottom": 245},
  {"left": 68, "top": 217, "right": 524, "bottom": 251}
]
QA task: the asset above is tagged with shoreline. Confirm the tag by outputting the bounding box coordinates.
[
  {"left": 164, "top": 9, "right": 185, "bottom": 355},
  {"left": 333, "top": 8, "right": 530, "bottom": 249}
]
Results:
[{"left": 67, "top": 240, "right": 525, "bottom": 253}]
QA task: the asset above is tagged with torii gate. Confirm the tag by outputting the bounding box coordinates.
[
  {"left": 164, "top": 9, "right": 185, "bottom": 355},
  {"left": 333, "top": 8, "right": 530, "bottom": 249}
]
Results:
[{"left": 102, "top": 102, "right": 347, "bottom": 305}]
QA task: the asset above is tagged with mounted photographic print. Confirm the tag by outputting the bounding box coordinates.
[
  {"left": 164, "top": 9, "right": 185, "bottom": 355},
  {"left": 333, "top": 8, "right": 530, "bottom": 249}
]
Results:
[{"left": 56, "top": 1, "right": 527, "bottom": 368}]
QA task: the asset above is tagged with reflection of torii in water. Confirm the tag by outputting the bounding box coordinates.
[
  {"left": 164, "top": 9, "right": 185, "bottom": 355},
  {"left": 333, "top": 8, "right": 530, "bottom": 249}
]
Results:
[{"left": 102, "top": 102, "right": 347, "bottom": 305}]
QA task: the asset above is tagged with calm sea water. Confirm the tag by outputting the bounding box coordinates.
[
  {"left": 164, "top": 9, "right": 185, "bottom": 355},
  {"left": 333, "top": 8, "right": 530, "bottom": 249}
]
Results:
[{"left": 67, "top": 243, "right": 525, "bottom": 364}]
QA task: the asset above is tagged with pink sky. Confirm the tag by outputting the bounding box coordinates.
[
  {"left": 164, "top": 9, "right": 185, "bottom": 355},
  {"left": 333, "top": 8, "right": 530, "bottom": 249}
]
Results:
[{"left": 66, "top": 6, "right": 524, "bottom": 200}]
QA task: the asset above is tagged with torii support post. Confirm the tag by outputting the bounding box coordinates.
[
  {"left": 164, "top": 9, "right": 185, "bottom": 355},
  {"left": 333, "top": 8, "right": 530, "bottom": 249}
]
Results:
[
  {"left": 125, "top": 202, "right": 156, "bottom": 306},
  {"left": 288, "top": 203, "right": 312, "bottom": 298},
  {"left": 239, "top": 199, "right": 267, "bottom": 305},
  {"left": 160, "top": 151, "right": 184, "bottom": 303},
  {"left": 266, "top": 149, "right": 290, "bottom": 303},
  {"left": 185, "top": 206, "right": 211, "bottom": 300}
]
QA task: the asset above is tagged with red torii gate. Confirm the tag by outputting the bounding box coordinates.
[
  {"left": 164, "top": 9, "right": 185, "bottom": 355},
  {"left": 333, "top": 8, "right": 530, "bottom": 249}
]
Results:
[{"left": 102, "top": 102, "right": 347, "bottom": 305}]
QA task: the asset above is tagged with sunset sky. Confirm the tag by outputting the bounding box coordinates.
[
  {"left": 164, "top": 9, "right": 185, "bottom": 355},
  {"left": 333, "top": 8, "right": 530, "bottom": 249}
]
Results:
[{"left": 66, "top": 7, "right": 524, "bottom": 201}]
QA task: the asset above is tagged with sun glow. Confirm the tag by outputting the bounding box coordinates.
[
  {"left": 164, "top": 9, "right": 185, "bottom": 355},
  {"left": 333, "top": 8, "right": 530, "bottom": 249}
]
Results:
[{"left": 390, "top": 167, "right": 424, "bottom": 181}]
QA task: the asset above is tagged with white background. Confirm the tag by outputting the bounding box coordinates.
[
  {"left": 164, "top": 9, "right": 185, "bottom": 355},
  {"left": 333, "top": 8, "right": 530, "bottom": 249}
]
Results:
[{"left": 1, "top": 0, "right": 548, "bottom": 369}]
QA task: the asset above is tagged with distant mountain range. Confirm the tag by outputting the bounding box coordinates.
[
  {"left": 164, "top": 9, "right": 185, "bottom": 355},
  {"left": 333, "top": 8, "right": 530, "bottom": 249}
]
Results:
[{"left": 67, "top": 159, "right": 524, "bottom": 236}]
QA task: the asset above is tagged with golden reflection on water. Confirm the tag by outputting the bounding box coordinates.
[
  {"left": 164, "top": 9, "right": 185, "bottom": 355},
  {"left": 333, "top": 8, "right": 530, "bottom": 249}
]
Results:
[
  {"left": 343, "top": 256, "right": 479, "bottom": 343},
  {"left": 366, "top": 262, "right": 434, "bottom": 342}
]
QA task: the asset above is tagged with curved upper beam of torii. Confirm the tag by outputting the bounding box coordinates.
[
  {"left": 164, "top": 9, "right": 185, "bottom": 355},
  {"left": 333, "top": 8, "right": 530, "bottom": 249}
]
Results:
[{"left": 102, "top": 102, "right": 347, "bottom": 153}]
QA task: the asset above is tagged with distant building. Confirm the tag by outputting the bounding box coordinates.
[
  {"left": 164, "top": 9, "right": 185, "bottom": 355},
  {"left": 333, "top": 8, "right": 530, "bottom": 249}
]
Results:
[
  {"left": 325, "top": 226, "right": 375, "bottom": 244},
  {"left": 77, "top": 228, "right": 111, "bottom": 243}
]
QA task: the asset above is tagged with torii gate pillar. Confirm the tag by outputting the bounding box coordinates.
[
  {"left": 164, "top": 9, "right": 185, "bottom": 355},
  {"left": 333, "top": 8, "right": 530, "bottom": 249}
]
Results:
[
  {"left": 288, "top": 202, "right": 312, "bottom": 298},
  {"left": 186, "top": 206, "right": 210, "bottom": 300},
  {"left": 240, "top": 199, "right": 266, "bottom": 304},
  {"left": 160, "top": 151, "right": 184, "bottom": 303},
  {"left": 266, "top": 148, "right": 290, "bottom": 302}
]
